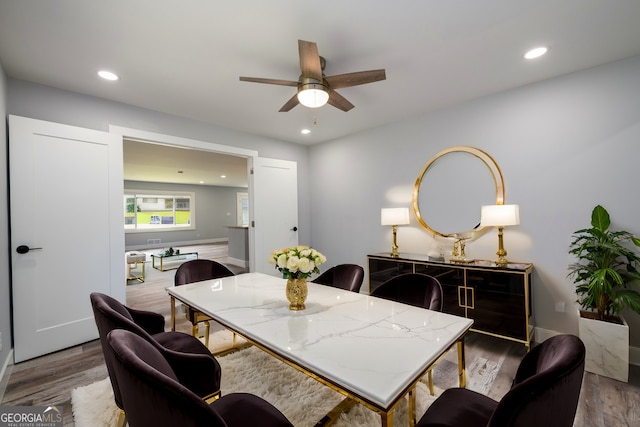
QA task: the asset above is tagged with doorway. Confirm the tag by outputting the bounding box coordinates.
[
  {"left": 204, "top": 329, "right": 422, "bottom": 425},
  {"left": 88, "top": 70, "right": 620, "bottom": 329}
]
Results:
[{"left": 111, "top": 125, "right": 257, "bottom": 268}]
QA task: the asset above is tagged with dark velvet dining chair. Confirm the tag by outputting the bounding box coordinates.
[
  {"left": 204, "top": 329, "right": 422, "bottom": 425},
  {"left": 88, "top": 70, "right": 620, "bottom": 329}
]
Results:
[
  {"left": 174, "top": 259, "right": 235, "bottom": 348},
  {"left": 90, "top": 292, "right": 222, "bottom": 427},
  {"left": 312, "top": 263, "right": 365, "bottom": 293},
  {"left": 416, "top": 334, "right": 586, "bottom": 427},
  {"left": 371, "top": 273, "right": 443, "bottom": 311},
  {"left": 106, "top": 329, "right": 294, "bottom": 427},
  {"left": 371, "top": 273, "right": 444, "bottom": 394}
]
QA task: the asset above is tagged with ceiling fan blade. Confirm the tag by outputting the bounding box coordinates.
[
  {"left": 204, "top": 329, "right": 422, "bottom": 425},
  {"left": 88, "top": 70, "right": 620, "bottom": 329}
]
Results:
[
  {"left": 324, "top": 69, "right": 386, "bottom": 89},
  {"left": 279, "top": 93, "right": 300, "bottom": 112},
  {"left": 239, "top": 76, "right": 298, "bottom": 87},
  {"left": 327, "top": 90, "right": 355, "bottom": 112},
  {"left": 298, "top": 40, "right": 323, "bottom": 81}
]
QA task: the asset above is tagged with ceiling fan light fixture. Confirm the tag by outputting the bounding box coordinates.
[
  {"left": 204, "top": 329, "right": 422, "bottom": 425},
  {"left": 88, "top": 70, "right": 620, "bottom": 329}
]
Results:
[{"left": 297, "top": 81, "right": 329, "bottom": 108}]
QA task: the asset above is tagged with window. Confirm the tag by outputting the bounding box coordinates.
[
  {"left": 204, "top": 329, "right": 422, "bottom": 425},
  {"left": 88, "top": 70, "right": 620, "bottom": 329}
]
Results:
[
  {"left": 237, "top": 192, "right": 249, "bottom": 226},
  {"left": 124, "top": 191, "right": 195, "bottom": 232}
]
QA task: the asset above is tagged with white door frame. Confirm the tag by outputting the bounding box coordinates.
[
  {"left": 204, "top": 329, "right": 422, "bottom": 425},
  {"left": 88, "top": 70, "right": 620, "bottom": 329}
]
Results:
[{"left": 109, "top": 125, "right": 259, "bottom": 265}]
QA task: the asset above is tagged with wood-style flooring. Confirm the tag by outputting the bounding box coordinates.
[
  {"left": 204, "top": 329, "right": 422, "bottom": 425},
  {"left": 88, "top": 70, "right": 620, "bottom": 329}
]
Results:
[{"left": 1, "top": 243, "right": 639, "bottom": 426}]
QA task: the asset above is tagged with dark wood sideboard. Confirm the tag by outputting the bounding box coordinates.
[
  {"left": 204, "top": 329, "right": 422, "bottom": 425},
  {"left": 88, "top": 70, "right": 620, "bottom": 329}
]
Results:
[{"left": 368, "top": 253, "right": 534, "bottom": 349}]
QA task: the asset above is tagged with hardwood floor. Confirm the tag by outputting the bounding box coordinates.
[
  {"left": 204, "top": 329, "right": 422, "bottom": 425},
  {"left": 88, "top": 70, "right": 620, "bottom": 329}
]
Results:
[{"left": 1, "top": 243, "right": 639, "bottom": 426}]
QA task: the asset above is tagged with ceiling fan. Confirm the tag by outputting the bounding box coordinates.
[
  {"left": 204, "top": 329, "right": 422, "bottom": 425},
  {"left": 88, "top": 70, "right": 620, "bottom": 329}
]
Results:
[{"left": 239, "top": 40, "right": 386, "bottom": 112}]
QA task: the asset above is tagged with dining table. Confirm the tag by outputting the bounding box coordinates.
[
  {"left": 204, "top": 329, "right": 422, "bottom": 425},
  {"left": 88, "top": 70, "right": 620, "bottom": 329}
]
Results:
[{"left": 167, "top": 272, "right": 473, "bottom": 427}]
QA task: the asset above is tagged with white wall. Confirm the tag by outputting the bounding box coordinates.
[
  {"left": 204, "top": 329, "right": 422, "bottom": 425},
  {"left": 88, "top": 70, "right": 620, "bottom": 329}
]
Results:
[{"left": 309, "top": 55, "right": 640, "bottom": 348}]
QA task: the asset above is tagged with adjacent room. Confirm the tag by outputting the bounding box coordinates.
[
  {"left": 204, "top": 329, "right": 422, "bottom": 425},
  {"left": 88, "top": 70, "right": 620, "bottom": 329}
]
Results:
[{"left": 1, "top": 1, "right": 640, "bottom": 426}]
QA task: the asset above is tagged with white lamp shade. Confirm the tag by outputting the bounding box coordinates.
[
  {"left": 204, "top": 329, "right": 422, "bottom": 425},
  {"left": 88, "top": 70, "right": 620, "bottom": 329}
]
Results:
[
  {"left": 480, "top": 204, "right": 520, "bottom": 227},
  {"left": 381, "top": 208, "right": 411, "bottom": 226}
]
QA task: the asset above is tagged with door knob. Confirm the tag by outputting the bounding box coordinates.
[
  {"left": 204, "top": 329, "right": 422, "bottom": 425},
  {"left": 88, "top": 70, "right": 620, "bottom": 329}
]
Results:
[
  {"left": 291, "top": 226, "right": 298, "bottom": 232},
  {"left": 16, "top": 245, "right": 43, "bottom": 254}
]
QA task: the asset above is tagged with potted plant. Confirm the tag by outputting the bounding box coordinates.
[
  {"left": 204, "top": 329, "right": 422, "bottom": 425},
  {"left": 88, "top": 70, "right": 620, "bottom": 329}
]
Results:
[{"left": 568, "top": 204, "right": 640, "bottom": 382}]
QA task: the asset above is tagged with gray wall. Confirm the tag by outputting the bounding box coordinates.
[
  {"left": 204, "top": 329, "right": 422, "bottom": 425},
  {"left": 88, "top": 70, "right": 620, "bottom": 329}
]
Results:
[
  {"left": 124, "top": 180, "right": 247, "bottom": 249},
  {"left": 0, "top": 61, "right": 11, "bottom": 375},
  {"left": 309, "top": 55, "right": 640, "bottom": 349}
]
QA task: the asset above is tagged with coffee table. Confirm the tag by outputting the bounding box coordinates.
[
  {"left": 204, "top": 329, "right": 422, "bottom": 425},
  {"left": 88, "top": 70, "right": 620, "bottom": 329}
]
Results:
[
  {"left": 167, "top": 272, "right": 472, "bottom": 426},
  {"left": 151, "top": 251, "right": 198, "bottom": 271}
]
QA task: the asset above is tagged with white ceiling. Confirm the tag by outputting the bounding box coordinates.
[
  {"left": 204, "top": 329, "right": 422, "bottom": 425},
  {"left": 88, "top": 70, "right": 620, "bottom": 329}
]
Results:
[
  {"left": 2, "top": 1, "right": 640, "bottom": 184},
  {"left": 124, "top": 139, "right": 248, "bottom": 187}
]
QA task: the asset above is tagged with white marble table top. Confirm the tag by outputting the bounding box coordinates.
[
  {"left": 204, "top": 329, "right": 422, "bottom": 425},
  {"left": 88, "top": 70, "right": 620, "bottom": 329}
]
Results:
[{"left": 167, "top": 272, "right": 473, "bottom": 410}]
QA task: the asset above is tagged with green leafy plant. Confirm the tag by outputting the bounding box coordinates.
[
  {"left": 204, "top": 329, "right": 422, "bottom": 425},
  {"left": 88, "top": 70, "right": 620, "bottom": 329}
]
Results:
[{"left": 568, "top": 205, "right": 640, "bottom": 322}]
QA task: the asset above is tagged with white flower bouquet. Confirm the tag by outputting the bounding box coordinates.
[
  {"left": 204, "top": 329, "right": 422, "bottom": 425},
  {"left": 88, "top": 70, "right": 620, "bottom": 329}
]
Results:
[{"left": 268, "top": 245, "right": 327, "bottom": 279}]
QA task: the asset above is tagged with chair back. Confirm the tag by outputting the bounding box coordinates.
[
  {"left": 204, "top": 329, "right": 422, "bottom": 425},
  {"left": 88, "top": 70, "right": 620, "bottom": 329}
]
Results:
[
  {"left": 90, "top": 292, "right": 161, "bottom": 409},
  {"left": 488, "top": 334, "right": 586, "bottom": 427},
  {"left": 371, "top": 273, "right": 443, "bottom": 311},
  {"left": 106, "top": 329, "right": 227, "bottom": 427},
  {"left": 312, "top": 264, "right": 365, "bottom": 293},
  {"left": 175, "top": 259, "right": 235, "bottom": 286}
]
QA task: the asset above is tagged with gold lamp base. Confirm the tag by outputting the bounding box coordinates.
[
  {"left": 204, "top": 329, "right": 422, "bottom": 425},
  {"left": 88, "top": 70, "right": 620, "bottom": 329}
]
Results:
[
  {"left": 494, "top": 226, "right": 509, "bottom": 267},
  {"left": 390, "top": 225, "right": 400, "bottom": 257}
]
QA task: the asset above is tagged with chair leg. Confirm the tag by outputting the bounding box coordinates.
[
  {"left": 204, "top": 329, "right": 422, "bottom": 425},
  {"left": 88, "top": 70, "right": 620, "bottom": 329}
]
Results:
[{"left": 117, "top": 409, "right": 126, "bottom": 427}]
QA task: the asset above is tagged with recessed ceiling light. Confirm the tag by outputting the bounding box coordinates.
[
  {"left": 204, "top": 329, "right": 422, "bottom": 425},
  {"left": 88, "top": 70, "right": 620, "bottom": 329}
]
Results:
[
  {"left": 220, "top": 175, "right": 226, "bottom": 178},
  {"left": 199, "top": 181, "right": 205, "bottom": 184},
  {"left": 524, "top": 46, "right": 549, "bottom": 60},
  {"left": 98, "top": 70, "right": 119, "bottom": 81},
  {"left": 301, "top": 129, "right": 311, "bottom": 135}
]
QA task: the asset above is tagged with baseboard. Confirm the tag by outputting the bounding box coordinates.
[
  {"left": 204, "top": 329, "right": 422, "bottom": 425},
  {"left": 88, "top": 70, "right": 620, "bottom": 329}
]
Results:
[
  {"left": 125, "top": 238, "right": 228, "bottom": 252},
  {"left": 535, "top": 326, "right": 640, "bottom": 366},
  {"left": 227, "top": 257, "right": 249, "bottom": 268}
]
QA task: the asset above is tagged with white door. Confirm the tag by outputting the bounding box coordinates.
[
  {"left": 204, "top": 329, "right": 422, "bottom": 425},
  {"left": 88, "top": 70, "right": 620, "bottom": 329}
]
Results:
[
  {"left": 249, "top": 157, "right": 298, "bottom": 275},
  {"left": 9, "top": 115, "right": 125, "bottom": 362}
]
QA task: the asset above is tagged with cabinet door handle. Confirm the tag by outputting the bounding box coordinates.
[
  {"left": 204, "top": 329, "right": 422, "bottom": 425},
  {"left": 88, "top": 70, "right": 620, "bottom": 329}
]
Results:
[
  {"left": 458, "top": 286, "right": 466, "bottom": 308},
  {"left": 467, "top": 287, "right": 475, "bottom": 310}
]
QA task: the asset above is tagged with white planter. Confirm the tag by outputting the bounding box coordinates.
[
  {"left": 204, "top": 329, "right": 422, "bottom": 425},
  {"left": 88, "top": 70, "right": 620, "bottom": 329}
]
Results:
[{"left": 578, "top": 311, "right": 628, "bottom": 382}]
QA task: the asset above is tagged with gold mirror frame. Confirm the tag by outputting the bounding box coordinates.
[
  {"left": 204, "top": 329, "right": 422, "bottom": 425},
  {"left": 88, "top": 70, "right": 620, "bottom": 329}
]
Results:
[{"left": 412, "top": 146, "right": 505, "bottom": 238}]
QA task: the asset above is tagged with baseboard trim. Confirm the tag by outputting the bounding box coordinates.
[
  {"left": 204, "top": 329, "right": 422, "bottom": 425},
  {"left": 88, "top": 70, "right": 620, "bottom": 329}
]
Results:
[
  {"left": 227, "top": 257, "right": 249, "bottom": 268},
  {"left": 125, "top": 238, "right": 228, "bottom": 252},
  {"left": 535, "top": 326, "right": 640, "bottom": 366}
]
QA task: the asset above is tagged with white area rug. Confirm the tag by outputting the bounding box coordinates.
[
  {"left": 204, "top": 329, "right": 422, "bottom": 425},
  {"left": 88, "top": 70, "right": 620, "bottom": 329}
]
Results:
[{"left": 72, "top": 333, "right": 438, "bottom": 426}]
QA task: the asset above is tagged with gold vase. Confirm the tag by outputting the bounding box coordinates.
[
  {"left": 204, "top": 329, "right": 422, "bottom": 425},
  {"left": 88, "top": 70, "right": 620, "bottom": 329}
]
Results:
[{"left": 286, "top": 277, "right": 308, "bottom": 311}]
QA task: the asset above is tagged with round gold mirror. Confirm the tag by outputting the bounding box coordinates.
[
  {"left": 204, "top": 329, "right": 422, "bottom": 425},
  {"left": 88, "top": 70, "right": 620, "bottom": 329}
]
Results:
[{"left": 412, "top": 146, "right": 505, "bottom": 238}]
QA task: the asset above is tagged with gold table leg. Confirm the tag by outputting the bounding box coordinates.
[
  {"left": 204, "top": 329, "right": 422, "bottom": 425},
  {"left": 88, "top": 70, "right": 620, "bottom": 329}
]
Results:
[
  {"left": 170, "top": 295, "right": 176, "bottom": 331},
  {"left": 380, "top": 409, "right": 394, "bottom": 427},
  {"left": 408, "top": 386, "right": 416, "bottom": 427},
  {"left": 457, "top": 339, "right": 466, "bottom": 388}
]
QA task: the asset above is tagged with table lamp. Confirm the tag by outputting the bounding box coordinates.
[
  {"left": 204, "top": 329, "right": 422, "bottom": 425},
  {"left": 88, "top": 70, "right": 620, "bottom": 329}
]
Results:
[
  {"left": 381, "top": 208, "right": 410, "bottom": 258},
  {"left": 480, "top": 204, "right": 520, "bottom": 267}
]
